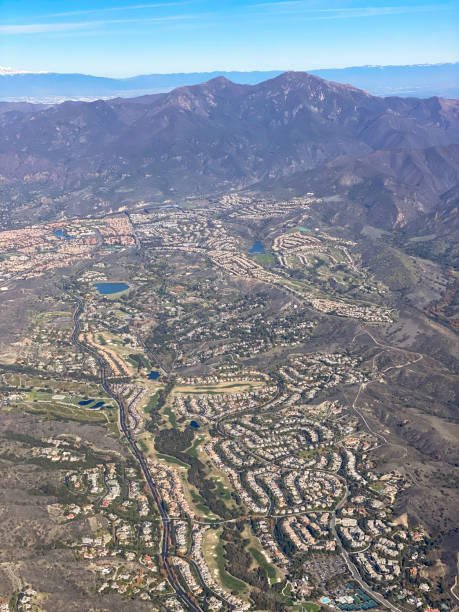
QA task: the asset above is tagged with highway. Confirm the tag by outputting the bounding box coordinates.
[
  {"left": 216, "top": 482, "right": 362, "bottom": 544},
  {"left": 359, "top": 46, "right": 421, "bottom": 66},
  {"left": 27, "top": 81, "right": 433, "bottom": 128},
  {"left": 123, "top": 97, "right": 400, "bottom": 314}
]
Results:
[
  {"left": 70, "top": 295, "right": 203, "bottom": 612},
  {"left": 70, "top": 294, "right": 405, "bottom": 612}
]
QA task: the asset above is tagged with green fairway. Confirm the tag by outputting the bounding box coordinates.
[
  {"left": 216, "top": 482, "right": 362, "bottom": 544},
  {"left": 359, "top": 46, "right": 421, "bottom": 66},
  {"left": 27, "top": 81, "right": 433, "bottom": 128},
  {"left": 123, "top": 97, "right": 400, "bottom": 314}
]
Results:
[
  {"left": 156, "top": 453, "right": 189, "bottom": 468},
  {"left": 249, "top": 547, "right": 278, "bottom": 583},
  {"left": 163, "top": 405, "right": 177, "bottom": 427},
  {"left": 215, "top": 540, "right": 248, "bottom": 593}
]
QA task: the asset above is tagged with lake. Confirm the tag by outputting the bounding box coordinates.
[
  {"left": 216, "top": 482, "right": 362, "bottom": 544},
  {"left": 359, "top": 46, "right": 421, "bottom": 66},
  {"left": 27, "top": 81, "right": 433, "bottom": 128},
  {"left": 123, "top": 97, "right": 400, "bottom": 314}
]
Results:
[
  {"left": 94, "top": 282, "right": 130, "bottom": 295},
  {"left": 147, "top": 370, "right": 160, "bottom": 380},
  {"left": 248, "top": 241, "right": 265, "bottom": 254},
  {"left": 190, "top": 420, "right": 200, "bottom": 429}
]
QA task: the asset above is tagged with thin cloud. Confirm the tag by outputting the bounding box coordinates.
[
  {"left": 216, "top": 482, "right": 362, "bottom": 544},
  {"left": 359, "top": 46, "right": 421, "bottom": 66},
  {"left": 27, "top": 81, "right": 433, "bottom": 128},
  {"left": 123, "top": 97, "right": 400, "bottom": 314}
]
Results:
[
  {"left": 250, "top": 2, "right": 453, "bottom": 18},
  {"left": 46, "top": 1, "right": 199, "bottom": 18},
  {"left": 0, "top": 13, "right": 199, "bottom": 35}
]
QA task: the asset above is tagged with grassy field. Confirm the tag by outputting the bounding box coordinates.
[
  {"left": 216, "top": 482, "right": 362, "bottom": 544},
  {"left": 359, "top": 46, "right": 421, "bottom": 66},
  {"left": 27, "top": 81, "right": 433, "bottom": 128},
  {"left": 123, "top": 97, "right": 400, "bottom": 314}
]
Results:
[
  {"left": 25, "top": 388, "right": 111, "bottom": 406},
  {"left": 369, "top": 480, "right": 386, "bottom": 492},
  {"left": 163, "top": 405, "right": 177, "bottom": 428},
  {"left": 143, "top": 389, "right": 161, "bottom": 414},
  {"left": 156, "top": 452, "right": 190, "bottom": 468},
  {"left": 302, "top": 603, "right": 320, "bottom": 612},
  {"left": 173, "top": 380, "right": 264, "bottom": 395},
  {"left": 127, "top": 353, "right": 150, "bottom": 369},
  {"left": 35, "top": 310, "right": 72, "bottom": 321},
  {"left": 18, "top": 400, "right": 114, "bottom": 425},
  {"left": 251, "top": 253, "right": 276, "bottom": 266}
]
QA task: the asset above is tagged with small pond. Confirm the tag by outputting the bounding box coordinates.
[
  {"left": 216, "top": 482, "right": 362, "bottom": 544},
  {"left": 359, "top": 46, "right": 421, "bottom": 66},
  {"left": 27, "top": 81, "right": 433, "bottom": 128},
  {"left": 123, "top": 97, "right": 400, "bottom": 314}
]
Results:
[
  {"left": 54, "top": 229, "right": 74, "bottom": 239},
  {"left": 248, "top": 241, "right": 265, "bottom": 254}
]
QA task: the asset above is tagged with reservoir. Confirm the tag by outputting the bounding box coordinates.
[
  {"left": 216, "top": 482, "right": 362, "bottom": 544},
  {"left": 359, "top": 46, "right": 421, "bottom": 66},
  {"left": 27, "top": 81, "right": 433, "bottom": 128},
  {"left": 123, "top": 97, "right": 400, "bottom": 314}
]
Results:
[
  {"left": 94, "top": 282, "right": 130, "bottom": 295},
  {"left": 147, "top": 370, "right": 160, "bottom": 380},
  {"left": 54, "top": 229, "right": 74, "bottom": 239},
  {"left": 248, "top": 241, "right": 265, "bottom": 254},
  {"left": 190, "top": 420, "right": 200, "bottom": 429}
]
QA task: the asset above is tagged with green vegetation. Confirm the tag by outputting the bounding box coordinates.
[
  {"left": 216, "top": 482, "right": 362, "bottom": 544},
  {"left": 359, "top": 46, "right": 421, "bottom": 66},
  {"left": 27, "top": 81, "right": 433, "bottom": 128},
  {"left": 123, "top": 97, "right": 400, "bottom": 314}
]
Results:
[
  {"left": 365, "top": 243, "right": 418, "bottom": 291},
  {"left": 9, "top": 592, "right": 19, "bottom": 611},
  {"left": 163, "top": 405, "right": 177, "bottom": 428},
  {"left": 3, "top": 430, "right": 48, "bottom": 447},
  {"left": 144, "top": 390, "right": 160, "bottom": 413},
  {"left": 154, "top": 427, "right": 237, "bottom": 519},
  {"left": 127, "top": 353, "right": 150, "bottom": 369},
  {"left": 156, "top": 453, "right": 189, "bottom": 468},
  {"left": 20, "top": 401, "right": 111, "bottom": 424},
  {"left": 249, "top": 547, "right": 278, "bottom": 583},
  {"left": 138, "top": 439, "right": 148, "bottom": 453},
  {"left": 303, "top": 603, "right": 321, "bottom": 612},
  {"left": 220, "top": 523, "right": 284, "bottom": 608},
  {"left": 215, "top": 538, "right": 248, "bottom": 593},
  {"left": 191, "top": 491, "right": 213, "bottom": 516},
  {"left": 212, "top": 477, "right": 231, "bottom": 501},
  {"left": 251, "top": 253, "right": 276, "bottom": 266},
  {"left": 146, "top": 380, "right": 175, "bottom": 430},
  {"left": 288, "top": 604, "right": 321, "bottom": 612},
  {"left": 186, "top": 435, "right": 204, "bottom": 458}
]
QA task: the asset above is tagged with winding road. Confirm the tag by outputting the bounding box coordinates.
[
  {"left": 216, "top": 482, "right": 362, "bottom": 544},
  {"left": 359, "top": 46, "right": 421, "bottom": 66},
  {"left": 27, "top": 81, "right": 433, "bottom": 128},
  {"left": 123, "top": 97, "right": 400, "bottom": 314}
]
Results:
[{"left": 70, "top": 295, "right": 203, "bottom": 612}]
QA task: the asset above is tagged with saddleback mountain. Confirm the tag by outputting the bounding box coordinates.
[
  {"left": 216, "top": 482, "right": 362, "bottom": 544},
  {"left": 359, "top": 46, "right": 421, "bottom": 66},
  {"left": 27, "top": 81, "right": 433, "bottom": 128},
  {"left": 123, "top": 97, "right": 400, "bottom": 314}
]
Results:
[{"left": 1, "top": 71, "right": 458, "bottom": 233}]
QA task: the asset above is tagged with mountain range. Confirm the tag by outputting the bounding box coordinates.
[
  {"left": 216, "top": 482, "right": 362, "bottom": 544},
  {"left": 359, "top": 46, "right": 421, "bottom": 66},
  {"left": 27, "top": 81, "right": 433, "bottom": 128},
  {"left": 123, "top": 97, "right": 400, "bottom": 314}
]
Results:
[
  {"left": 1, "top": 63, "right": 458, "bottom": 103},
  {"left": 0, "top": 71, "right": 458, "bottom": 239}
]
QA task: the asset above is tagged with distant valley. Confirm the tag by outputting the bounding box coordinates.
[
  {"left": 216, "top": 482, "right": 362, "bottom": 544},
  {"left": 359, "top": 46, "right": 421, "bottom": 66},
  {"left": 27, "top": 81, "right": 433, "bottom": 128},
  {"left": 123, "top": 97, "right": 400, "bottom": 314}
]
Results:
[
  {"left": 1, "top": 63, "right": 458, "bottom": 103},
  {"left": 0, "top": 67, "right": 458, "bottom": 612}
]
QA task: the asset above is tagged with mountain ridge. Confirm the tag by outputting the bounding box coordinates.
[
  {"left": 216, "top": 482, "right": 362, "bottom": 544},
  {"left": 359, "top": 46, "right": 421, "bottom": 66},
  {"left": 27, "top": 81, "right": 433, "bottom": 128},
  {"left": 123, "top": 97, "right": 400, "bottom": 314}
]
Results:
[{"left": 0, "top": 71, "right": 458, "bottom": 233}]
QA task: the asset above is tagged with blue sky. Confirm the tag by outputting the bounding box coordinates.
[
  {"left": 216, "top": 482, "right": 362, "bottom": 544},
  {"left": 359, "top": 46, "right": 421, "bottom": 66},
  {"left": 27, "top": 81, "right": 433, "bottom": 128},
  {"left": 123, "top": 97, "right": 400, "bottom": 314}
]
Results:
[{"left": 1, "top": 0, "right": 458, "bottom": 76}]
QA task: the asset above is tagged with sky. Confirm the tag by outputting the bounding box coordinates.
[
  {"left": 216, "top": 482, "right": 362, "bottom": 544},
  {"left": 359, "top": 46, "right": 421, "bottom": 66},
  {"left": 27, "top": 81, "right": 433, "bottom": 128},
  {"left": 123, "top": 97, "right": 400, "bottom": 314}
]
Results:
[{"left": 0, "top": 0, "right": 458, "bottom": 77}]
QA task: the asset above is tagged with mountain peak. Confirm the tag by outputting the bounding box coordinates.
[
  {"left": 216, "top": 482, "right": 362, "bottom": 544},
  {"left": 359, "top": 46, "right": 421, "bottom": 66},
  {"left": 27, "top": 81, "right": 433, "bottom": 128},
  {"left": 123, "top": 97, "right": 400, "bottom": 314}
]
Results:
[
  {"left": 205, "top": 75, "right": 234, "bottom": 86},
  {"left": 268, "top": 70, "right": 368, "bottom": 95}
]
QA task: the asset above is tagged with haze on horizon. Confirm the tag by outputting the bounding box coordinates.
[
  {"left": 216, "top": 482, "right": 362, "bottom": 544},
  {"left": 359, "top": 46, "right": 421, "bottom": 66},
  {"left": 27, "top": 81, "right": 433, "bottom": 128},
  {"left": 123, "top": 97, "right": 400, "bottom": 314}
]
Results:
[{"left": 1, "top": 0, "right": 458, "bottom": 78}]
